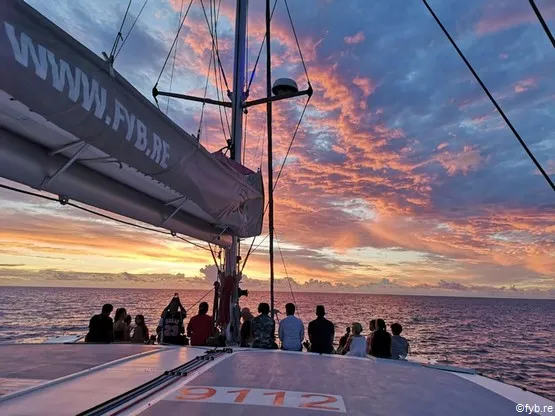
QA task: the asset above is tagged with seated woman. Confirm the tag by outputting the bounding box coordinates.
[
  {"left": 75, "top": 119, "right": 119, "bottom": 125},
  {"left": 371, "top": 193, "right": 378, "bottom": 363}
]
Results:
[
  {"left": 131, "top": 315, "right": 149, "bottom": 343},
  {"left": 370, "top": 319, "right": 392, "bottom": 358},
  {"left": 344, "top": 322, "right": 367, "bottom": 357},
  {"left": 113, "top": 308, "right": 130, "bottom": 342}
]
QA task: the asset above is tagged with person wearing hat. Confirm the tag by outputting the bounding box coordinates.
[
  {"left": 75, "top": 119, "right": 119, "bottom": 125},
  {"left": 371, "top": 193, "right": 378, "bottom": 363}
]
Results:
[
  {"left": 307, "top": 305, "right": 335, "bottom": 354},
  {"left": 240, "top": 307, "right": 254, "bottom": 347}
]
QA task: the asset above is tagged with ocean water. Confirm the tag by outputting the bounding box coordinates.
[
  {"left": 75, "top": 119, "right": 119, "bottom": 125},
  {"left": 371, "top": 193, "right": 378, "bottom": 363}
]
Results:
[{"left": 0, "top": 286, "right": 553, "bottom": 400}]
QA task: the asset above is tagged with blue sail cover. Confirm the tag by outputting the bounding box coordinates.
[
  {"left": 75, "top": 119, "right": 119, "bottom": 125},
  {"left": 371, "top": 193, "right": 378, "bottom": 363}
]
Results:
[{"left": 0, "top": 0, "right": 264, "bottom": 246}]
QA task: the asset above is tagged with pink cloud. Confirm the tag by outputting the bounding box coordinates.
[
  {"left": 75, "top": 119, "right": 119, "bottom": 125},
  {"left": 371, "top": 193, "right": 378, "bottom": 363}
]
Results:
[
  {"left": 344, "top": 31, "right": 365, "bottom": 45},
  {"left": 352, "top": 76, "right": 376, "bottom": 97},
  {"left": 514, "top": 78, "right": 537, "bottom": 93},
  {"left": 433, "top": 145, "right": 483, "bottom": 175},
  {"left": 475, "top": 3, "right": 555, "bottom": 35}
]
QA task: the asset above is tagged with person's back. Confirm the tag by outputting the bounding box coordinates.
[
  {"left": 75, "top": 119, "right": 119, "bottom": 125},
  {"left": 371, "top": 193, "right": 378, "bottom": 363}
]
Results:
[
  {"left": 113, "top": 308, "right": 130, "bottom": 342},
  {"left": 338, "top": 327, "right": 350, "bottom": 354},
  {"left": 86, "top": 304, "right": 113, "bottom": 343},
  {"left": 390, "top": 323, "right": 409, "bottom": 359},
  {"left": 308, "top": 305, "right": 334, "bottom": 354},
  {"left": 346, "top": 335, "right": 366, "bottom": 357},
  {"left": 157, "top": 295, "right": 187, "bottom": 345},
  {"left": 279, "top": 303, "right": 304, "bottom": 351},
  {"left": 370, "top": 319, "right": 392, "bottom": 358},
  {"left": 345, "top": 322, "right": 366, "bottom": 357},
  {"left": 252, "top": 303, "right": 275, "bottom": 349},
  {"left": 240, "top": 308, "right": 254, "bottom": 347},
  {"left": 187, "top": 302, "right": 213, "bottom": 346}
]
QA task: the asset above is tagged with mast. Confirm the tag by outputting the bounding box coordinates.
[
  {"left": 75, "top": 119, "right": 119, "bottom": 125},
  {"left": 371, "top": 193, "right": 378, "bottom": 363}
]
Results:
[
  {"left": 224, "top": 0, "right": 248, "bottom": 344},
  {"left": 266, "top": 0, "right": 275, "bottom": 319}
]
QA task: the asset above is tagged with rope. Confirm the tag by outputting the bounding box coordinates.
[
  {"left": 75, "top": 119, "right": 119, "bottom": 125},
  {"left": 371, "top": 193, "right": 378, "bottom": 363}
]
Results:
[
  {"left": 154, "top": 0, "right": 195, "bottom": 86},
  {"left": 0, "top": 183, "right": 213, "bottom": 252},
  {"left": 422, "top": 0, "right": 555, "bottom": 192},
  {"left": 272, "top": 96, "right": 311, "bottom": 194},
  {"left": 109, "top": 0, "right": 133, "bottom": 59},
  {"left": 246, "top": 0, "right": 278, "bottom": 92},
  {"left": 529, "top": 0, "right": 555, "bottom": 48},
  {"left": 200, "top": 0, "right": 231, "bottom": 92},
  {"left": 197, "top": 46, "right": 214, "bottom": 140},
  {"left": 274, "top": 230, "right": 297, "bottom": 309},
  {"left": 166, "top": 0, "right": 186, "bottom": 115},
  {"left": 186, "top": 287, "right": 215, "bottom": 312},
  {"left": 240, "top": 234, "right": 268, "bottom": 272},
  {"left": 114, "top": 0, "right": 151, "bottom": 60},
  {"left": 283, "top": 0, "right": 311, "bottom": 85}
]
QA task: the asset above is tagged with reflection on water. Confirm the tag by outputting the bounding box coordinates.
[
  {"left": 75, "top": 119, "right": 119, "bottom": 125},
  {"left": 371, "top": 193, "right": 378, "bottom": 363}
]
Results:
[{"left": 0, "top": 286, "right": 553, "bottom": 400}]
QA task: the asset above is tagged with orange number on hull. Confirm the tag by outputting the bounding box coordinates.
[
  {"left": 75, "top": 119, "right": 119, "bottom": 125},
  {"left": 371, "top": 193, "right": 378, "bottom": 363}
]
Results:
[
  {"left": 228, "top": 389, "right": 250, "bottom": 403},
  {"left": 299, "top": 394, "right": 339, "bottom": 410},
  {"left": 263, "top": 391, "right": 286, "bottom": 406},
  {"left": 177, "top": 387, "right": 217, "bottom": 401}
]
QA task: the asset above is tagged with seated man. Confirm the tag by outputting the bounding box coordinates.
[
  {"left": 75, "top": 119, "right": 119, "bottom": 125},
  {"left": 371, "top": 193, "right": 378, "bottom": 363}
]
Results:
[
  {"left": 187, "top": 302, "right": 213, "bottom": 346},
  {"left": 278, "top": 303, "right": 304, "bottom": 351},
  {"left": 308, "top": 305, "right": 334, "bottom": 354},
  {"left": 251, "top": 303, "right": 276, "bottom": 349},
  {"left": 85, "top": 303, "right": 113, "bottom": 343},
  {"left": 390, "top": 322, "right": 409, "bottom": 359},
  {"left": 157, "top": 294, "right": 187, "bottom": 345}
]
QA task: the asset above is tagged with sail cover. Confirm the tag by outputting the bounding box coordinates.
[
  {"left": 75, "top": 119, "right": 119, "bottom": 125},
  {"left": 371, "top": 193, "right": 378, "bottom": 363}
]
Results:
[{"left": 0, "top": 0, "right": 264, "bottom": 247}]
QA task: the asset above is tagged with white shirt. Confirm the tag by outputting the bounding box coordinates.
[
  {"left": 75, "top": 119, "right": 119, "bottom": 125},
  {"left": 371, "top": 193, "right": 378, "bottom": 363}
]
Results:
[
  {"left": 346, "top": 335, "right": 367, "bottom": 357},
  {"left": 279, "top": 315, "right": 304, "bottom": 351}
]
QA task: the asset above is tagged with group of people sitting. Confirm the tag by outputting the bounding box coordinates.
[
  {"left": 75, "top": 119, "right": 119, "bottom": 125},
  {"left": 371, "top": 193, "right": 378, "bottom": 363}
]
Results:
[
  {"left": 85, "top": 295, "right": 216, "bottom": 346},
  {"left": 85, "top": 303, "right": 150, "bottom": 343},
  {"left": 240, "top": 302, "right": 409, "bottom": 359},
  {"left": 85, "top": 296, "right": 409, "bottom": 360}
]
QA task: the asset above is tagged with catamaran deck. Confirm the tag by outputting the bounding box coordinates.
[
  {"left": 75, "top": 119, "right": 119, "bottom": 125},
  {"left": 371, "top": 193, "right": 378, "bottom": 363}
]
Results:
[{"left": 0, "top": 344, "right": 552, "bottom": 415}]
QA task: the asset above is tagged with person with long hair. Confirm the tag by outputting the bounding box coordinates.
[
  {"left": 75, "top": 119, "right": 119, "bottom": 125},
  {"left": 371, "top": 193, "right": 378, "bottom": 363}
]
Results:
[
  {"left": 370, "top": 319, "right": 392, "bottom": 358},
  {"left": 113, "top": 308, "right": 130, "bottom": 342},
  {"left": 131, "top": 315, "right": 149, "bottom": 343}
]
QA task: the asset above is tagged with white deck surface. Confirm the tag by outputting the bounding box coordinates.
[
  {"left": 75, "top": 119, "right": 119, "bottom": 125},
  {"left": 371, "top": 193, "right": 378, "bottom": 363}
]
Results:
[{"left": 0, "top": 345, "right": 552, "bottom": 416}]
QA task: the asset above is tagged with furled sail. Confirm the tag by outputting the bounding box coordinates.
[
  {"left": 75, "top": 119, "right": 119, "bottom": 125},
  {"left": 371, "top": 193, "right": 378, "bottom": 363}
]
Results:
[{"left": 0, "top": 0, "right": 264, "bottom": 247}]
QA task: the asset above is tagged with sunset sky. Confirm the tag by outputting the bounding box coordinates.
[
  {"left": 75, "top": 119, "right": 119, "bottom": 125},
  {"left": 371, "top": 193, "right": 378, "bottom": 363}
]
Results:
[{"left": 0, "top": 0, "right": 554, "bottom": 297}]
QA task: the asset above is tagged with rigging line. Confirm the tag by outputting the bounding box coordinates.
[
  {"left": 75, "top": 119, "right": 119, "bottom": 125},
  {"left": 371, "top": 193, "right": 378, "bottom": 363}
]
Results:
[
  {"left": 154, "top": 0, "right": 195, "bottom": 86},
  {"left": 209, "top": 243, "right": 221, "bottom": 272},
  {"left": 422, "top": 0, "right": 555, "bottom": 192},
  {"left": 197, "top": 45, "right": 215, "bottom": 140},
  {"left": 114, "top": 0, "right": 151, "bottom": 60},
  {"left": 166, "top": 0, "right": 186, "bottom": 115},
  {"left": 283, "top": 0, "right": 311, "bottom": 85},
  {"left": 246, "top": 0, "right": 279, "bottom": 92},
  {"left": 529, "top": 0, "right": 555, "bottom": 48},
  {"left": 274, "top": 230, "right": 296, "bottom": 304},
  {"left": 260, "top": 96, "right": 311, "bottom": 217},
  {"left": 186, "top": 287, "right": 214, "bottom": 312},
  {"left": 240, "top": 234, "right": 269, "bottom": 273},
  {"left": 0, "top": 183, "right": 214, "bottom": 251},
  {"left": 110, "top": 0, "right": 133, "bottom": 58},
  {"left": 243, "top": 112, "right": 248, "bottom": 165},
  {"left": 199, "top": 0, "right": 231, "bottom": 92}
]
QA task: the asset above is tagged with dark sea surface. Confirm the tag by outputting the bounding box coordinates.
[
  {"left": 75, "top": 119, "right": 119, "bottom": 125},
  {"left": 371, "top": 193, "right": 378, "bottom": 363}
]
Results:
[{"left": 0, "top": 286, "right": 553, "bottom": 400}]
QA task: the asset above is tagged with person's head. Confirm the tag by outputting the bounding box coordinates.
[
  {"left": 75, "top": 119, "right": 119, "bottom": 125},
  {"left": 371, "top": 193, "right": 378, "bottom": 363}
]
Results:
[
  {"left": 351, "top": 322, "right": 363, "bottom": 336},
  {"left": 241, "top": 307, "right": 253, "bottom": 321},
  {"left": 377, "top": 318, "right": 386, "bottom": 331},
  {"left": 369, "top": 319, "right": 377, "bottom": 331},
  {"left": 391, "top": 323, "right": 403, "bottom": 336},
  {"left": 114, "top": 308, "right": 127, "bottom": 322},
  {"left": 285, "top": 303, "right": 295, "bottom": 316},
  {"left": 135, "top": 315, "right": 145, "bottom": 326},
  {"left": 101, "top": 303, "right": 113, "bottom": 316},
  {"left": 169, "top": 297, "right": 179, "bottom": 314},
  {"left": 199, "top": 302, "right": 209, "bottom": 315},
  {"left": 125, "top": 315, "right": 132, "bottom": 325},
  {"left": 316, "top": 305, "right": 325, "bottom": 318},
  {"left": 258, "top": 302, "right": 270, "bottom": 315},
  {"left": 345, "top": 326, "right": 351, "bottom": 334}
]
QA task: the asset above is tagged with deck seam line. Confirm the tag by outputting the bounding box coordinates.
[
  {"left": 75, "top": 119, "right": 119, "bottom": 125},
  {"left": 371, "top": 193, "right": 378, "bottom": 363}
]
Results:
[
  {"left": 124, "top": 351, "right": 234, "bottom": 416},
  {"left": 0, "top": 347, "right": 168, "bottom": 403}
]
